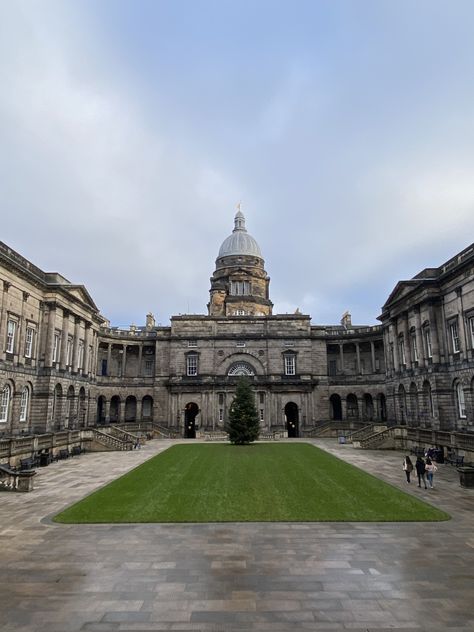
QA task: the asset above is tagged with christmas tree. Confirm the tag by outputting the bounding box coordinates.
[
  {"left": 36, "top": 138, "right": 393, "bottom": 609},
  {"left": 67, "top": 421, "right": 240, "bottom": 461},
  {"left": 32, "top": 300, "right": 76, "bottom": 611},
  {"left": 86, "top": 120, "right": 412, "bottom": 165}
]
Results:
[{"left": 227, "top": 376, "right": 260, "bottom": 445}]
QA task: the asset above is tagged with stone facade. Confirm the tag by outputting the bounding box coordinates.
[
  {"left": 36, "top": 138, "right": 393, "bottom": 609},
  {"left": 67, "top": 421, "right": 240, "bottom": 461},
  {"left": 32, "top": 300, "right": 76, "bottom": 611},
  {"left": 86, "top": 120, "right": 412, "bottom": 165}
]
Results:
[{"left": 1, "top": 215, "right": 473, "bottom": 439}]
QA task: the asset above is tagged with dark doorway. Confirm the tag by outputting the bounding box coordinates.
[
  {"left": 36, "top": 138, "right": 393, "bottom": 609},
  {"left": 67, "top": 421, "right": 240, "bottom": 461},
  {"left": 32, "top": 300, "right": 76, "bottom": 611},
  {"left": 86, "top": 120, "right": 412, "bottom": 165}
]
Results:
[
  {"left": 97, "top": 396, "right": 106, "bottom": 424},
  {"left": 285, "top": 402, "right": 299, "bottom": 438},
  {"left": 184, "top": 402, "right": 199, "bottom": 438},
  {"left": 329, "top": 394, "right": 342, "bottom": 421}
]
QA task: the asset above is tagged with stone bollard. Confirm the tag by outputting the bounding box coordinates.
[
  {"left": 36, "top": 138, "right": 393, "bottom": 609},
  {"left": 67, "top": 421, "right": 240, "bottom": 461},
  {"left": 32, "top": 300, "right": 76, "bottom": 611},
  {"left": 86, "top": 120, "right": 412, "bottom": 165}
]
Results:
[{"left": 17, "top": 470, "right": 36, "bottom": 492}]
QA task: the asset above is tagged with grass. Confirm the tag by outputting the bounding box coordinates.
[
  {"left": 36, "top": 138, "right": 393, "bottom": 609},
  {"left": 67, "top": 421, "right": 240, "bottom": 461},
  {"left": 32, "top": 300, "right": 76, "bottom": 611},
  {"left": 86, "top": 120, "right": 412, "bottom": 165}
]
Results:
[{"left": 53, "top": 443, "right": 450, "bottom": 523}]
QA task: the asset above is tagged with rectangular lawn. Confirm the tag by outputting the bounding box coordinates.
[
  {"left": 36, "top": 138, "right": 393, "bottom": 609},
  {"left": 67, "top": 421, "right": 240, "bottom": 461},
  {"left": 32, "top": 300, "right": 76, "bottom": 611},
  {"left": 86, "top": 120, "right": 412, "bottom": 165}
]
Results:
[{"left": 54, "top": 443, "right": 449, "bottom": 523}]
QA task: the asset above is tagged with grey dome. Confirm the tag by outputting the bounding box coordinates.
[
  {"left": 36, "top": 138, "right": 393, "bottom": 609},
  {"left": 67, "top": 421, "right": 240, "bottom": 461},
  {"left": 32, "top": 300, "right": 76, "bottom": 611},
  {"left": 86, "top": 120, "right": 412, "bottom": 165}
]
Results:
[{"left": 218, "top": 211, "right": 263, "bottom": 259}]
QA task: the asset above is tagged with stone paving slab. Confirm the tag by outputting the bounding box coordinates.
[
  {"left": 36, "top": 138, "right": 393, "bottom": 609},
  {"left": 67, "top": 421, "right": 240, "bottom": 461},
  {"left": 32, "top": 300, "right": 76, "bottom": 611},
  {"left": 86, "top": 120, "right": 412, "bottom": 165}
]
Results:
[{"left": 1, "top": 438, "right": 474, "bottom": 631}]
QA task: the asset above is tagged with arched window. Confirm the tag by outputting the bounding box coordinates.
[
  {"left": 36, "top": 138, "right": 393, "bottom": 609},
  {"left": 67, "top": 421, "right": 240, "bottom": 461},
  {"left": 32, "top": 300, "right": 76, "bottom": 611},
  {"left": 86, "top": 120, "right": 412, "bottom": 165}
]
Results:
[
  {"left": 228, "top": 362, "right": 255, "bottom": 376},
  {"left": 19, "top": 386, "right": 29, "bottom": 422},
  {"left": 0, "top": 384, "right": 11, "bottom": 422},
  {"left": 456, "top": 382, "right": 466, "bottom": 419}
]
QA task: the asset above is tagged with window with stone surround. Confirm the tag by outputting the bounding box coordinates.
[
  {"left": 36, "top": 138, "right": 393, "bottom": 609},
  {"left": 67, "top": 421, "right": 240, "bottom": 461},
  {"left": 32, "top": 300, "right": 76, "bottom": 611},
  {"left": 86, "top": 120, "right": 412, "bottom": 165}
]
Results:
[
  {"left": 67, "top": 336, "right": 73, "bottom": 366},
  {"left": 6, "top": 319, "right": 16, "bottom": 354},
  {"left": 398, "top": 336, "right": 406, "bottom": 366},
  {"left": 186, "top": 353, "right": 198, "bottom": 376},
  {"left": 24, "top": 326, "right": 35, "bottom": 358},
  {"left": 411, "top": 331, "right": 418, "bottom": 363},
  {"left": 230, "top": 280, "right": 250, "bottom": 296},
  {"left": 53, "top": 331, "right": 61, "bottom": 363},
  {"left": 284, "top": 352, "right": 296, "bottom": 376},
  {"left": 0, "top": 384, "right": 11, "bottom": 422},
  {"left": 449, "top": 320, "right": 460, "bottom": 354},
  {"left": 468, "top": 316, "right": 474, "bottom": 349},
  {"left": 145, "top": 359, "right": 154, "bottom": 375},
  {"left": 423, "top": 326, "right": 432, "bottom": 359},
  {"left": 78, "top": 340, "right": 84, "bottom": 369}
]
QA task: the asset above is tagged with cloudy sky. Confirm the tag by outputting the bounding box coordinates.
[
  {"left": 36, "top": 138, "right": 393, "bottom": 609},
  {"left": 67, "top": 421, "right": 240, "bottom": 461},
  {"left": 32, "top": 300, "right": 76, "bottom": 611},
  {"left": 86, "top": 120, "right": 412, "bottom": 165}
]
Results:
[{"left": 2, "top": 1, "right": 474, "bottom": 327}]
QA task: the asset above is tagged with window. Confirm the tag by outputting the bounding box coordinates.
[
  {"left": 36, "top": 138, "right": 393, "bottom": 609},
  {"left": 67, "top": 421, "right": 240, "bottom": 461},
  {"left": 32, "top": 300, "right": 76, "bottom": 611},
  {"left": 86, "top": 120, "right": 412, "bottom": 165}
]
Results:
[
  {"left": 0, "top": 384, "right": 11, "bottom": 422},
  {"left": 6, "top": 320, "right": 16, "bottom": 353},
  {"left": 186, "top": 354, "right": 198, "bottom": 376},
  {"left": 145, "top": 359, "right": 154, "bottom": 375},
  {"left": 469, "top": 316, "right": 474, "bottom": 349},
  {"left": 328, "top": 360, "right": 337, "bottom": 376},
  {"left": 188, "top": 340, "right": 197, "bottom": 348},
  {"left": 25, "top": 327, "right": 35, "bottom": 358},
  {"left": 234, "top": 309, "right": 246, "bottom": 316},
  {"left": 450, "top": 321, "right": 460, "bottom": 353},
  {"left": 424, "top": 327, "right": 432, "bottom": 358},
  {"left": 230, "top": 280, "right": 250, "bottom": 296},
  {"left": 260, "top": 409, "right": 264, "bottom": 421},
  {"left": 259, "top": 392, "right": 265, "bottom": 405},
  {"left": 236, "top": 341, "right": 246, "bottom": 347},
  {"left": 411, "top": 334, "right": 418, "bottom": 363},
  {"left": 389, "top": 343, "right": 394, "bottom": 368},
  {"left": 19, "top": 387, "right": 29, "bottom": 421},
  {"left": 284, "top": 354, "right": 296, "bottom": 376},
  {"left": 219, "top": 408, "right": 224, "bottom": 422},
  {"left": 53, "top": 332, "right": 61, "bottom": 363},
  {"left": 218, "top": 393, "right": 224, "bottom": 405},
  {"left": 399, "top": 337, "right": 406, "bottom": 365},
  {"left": 456, "top": 382, "right": 466, "bottom": 418},
  {"left": 101, "top": 359, "right": 107, "bottom": 376}
]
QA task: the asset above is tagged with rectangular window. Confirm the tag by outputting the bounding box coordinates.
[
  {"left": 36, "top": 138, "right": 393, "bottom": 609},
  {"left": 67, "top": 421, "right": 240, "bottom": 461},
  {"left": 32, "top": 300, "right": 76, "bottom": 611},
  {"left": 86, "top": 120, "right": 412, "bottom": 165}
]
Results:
[
  {"left": 219, "top": 408, "right": 224, "bottom": 422},
  {"left": 101, "top": 359, "right": 108, "bottom": 376},
  {"left": 236, "top": 341, "right": 246, "bottom": 347},
  {"left": 19, "top": 388, "right": 28, "bottom": 421},
  {"left": 186, "top": 354, "right": 198, "bottom": 376},
  {"left": 188, "top": 340, "right": 197, "bottom": 348},
  {"left": 6, "top": 319, "right": 16, "bottom": 353},
  {"left": 218, "top": 393, "right": 224, "bottom": 405},
  {"left": 424, "top": 328, "right": 432, "bottom": 358},
  {"left": 450, "top": 321, "right": 460, "bottom": 353},
  {"left": 145, "top": 359, "right": 154, "bottom": 375},
  {"left": 259, "top": 392, "right": 265, "bottom": 405},
  {"left": 329, "top": 360, "right": 337, "bottom": 376},
  {"left": 470, "top": 316, "right": 474, "bottom": 349},
  {"left": 234, "top": 309, "right": 246, "bottom": 316},
  {"left": 399, "top": 338, "right": 406, "bottom": 365},
  {"left": 53, "top": 332, "right": 61, "bottom": 362},
  {"left": 25, "top": 326, "right": 35, "bottom": 358},
  {"left": 260, "top": 409, "right": 264, "bottom": 421},
  {"left": 284, "top": 354, "right": 296, "bottom": 376},
  {"left": 231, "top": 281, "right": 250, "bottom": 296},
  {"left": 412, "top": 335, "right": 418, "bottom": 363}
]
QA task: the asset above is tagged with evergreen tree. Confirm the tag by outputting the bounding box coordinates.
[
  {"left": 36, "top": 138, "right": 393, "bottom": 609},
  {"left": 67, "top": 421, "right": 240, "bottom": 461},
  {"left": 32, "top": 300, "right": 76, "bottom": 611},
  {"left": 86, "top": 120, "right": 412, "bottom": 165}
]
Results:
[{"left": 227, "top": 376, "right": 260, "bottom": 444}]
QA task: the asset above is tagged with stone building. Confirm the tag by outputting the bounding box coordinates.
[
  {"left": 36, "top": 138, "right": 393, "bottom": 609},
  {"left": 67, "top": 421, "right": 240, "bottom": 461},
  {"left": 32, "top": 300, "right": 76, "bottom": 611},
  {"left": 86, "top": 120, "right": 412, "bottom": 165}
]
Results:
[{"left": 0, "top": 213, "right": 473, "bottom": 439}]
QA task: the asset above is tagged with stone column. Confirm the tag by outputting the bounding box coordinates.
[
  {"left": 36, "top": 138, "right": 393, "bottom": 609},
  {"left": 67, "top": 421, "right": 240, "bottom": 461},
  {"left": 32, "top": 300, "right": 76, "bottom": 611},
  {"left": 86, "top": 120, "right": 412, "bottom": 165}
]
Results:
[
  {"left": 390, "top": 321, "right": 400, "bottom": 372},
  {"left": 138, "top": 345, "right": 143, "bottom": 377},
  {"left": 83, "top": 323, "right": 91, "bottom": 376},
  {"left": 136, "top": 398, "right": 143, "bottom": 422},
  {"left": 72, "top": 317, "right": 81, "bottom": 373},
  {"left": 122, "top": 345, "right": 128, "bottom": 377},
  {"left": 45, "top": 303, "right": 57, "bottom": 368},
  {"left": 119, "top": 400, "right": 126, "bottom": 423},
  {"left": 370, "top": 341, "right": 376, "bottom": 373},
  {"left": 106, "top": 343, "right": 112, "bottom": 376},
  {"left": 338, "top": 343, "right": 344, "bottom": 373},
  {"left": 0, "top": 281, "right": 10, "bottom": 361},
  {"left": 60, "top": 309, "right": 70, "bottom": 370},
  {"left": 414, "top": 307, "right": 424, "bottom": 367},
  {"left": 456, "top": 288, "right": 467, "bottom": 357},
  {"left": 402, "top": 312, "right": 411, "bottom": 367},
  {"left": 355, "top": 343, "right": 361, "bottom": 374},
  {"left": 428, "top": 304, "right": 441, "bottom": 364},
  {"left": 105, "top": 399, "right": 110, "bottom": 424}
]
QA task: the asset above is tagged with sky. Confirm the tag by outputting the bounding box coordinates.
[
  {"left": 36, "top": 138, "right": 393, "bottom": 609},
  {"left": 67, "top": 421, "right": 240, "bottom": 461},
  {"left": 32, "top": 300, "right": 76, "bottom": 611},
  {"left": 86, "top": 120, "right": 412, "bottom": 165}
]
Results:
[{"left": 2, "top": 1, "right": 474, "bottom": 327}]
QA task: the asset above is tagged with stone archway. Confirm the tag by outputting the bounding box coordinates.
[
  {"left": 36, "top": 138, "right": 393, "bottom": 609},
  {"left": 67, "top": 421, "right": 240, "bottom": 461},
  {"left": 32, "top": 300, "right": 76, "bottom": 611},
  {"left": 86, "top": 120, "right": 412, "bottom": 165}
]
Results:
[
  {"left": 329, "top": 394, "right": 342, "bottom": 421},
  {"left": 184, "top": 402, "right": 199, "bottom": 438},
  {"left": 285, "top": 402, "right": 299, "bottom": 438}
]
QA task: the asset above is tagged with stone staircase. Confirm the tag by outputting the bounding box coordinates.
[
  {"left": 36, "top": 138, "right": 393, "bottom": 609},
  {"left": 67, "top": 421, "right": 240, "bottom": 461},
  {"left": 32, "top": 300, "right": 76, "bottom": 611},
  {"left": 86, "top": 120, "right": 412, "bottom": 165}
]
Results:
[
  {"left": 357, "top": 427, "right": 395, "bottom": 450},
  {"left": 91, "top": 428, "right": 133, "bottom": 451}
]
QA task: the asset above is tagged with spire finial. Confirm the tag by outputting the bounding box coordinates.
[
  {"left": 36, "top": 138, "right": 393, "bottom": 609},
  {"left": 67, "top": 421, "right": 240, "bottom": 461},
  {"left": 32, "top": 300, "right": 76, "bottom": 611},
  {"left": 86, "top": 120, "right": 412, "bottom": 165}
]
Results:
[{"left": 233, "top": 202, "right": 246, "bottom": 232}]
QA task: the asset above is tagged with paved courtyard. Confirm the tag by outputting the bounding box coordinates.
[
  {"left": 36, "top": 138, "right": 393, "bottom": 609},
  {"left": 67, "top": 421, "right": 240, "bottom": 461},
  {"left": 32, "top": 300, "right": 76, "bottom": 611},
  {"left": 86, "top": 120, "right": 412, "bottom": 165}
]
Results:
[{"left": 1, "top": 438, "right": 473, "bottom": 632}]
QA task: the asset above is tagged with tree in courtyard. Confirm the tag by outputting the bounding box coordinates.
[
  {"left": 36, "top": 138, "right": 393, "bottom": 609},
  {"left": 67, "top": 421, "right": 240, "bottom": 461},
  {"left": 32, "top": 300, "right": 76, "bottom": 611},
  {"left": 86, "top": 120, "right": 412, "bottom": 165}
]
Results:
[{"left": 227, "top": 376, "right": 260, "bottom": 445}]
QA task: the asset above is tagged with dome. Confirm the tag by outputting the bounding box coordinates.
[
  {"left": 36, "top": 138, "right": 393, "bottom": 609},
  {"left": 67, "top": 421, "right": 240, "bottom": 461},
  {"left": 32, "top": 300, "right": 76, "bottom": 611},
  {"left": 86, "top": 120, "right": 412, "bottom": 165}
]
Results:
[{"left": 217, "top": 211, "right": 263, "bottom": 259}]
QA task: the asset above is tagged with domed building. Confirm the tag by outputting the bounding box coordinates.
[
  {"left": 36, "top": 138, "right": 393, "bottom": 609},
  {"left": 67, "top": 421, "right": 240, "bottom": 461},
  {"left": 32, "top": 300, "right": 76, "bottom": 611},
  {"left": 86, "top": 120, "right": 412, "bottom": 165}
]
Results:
[{"left": 208, "top": 210, "right": 273, "bottom": 317}]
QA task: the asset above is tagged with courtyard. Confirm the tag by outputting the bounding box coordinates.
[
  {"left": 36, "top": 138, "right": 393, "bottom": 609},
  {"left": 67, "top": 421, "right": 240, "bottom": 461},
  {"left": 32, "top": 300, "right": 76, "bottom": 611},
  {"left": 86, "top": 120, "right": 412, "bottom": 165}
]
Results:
[{"left": 1, "top": 439, "right": 473, "bottom": 631}]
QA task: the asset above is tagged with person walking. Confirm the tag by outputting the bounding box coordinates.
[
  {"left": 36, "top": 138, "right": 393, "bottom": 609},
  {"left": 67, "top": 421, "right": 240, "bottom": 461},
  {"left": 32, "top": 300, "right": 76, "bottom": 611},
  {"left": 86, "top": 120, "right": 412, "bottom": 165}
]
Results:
[
  {"left": 415, "top": 456, "right": 427, "bottom": 489},
  {"left": 425, "top": 457, "right": 438, "bottom": 488},
  {"left": 403, "top": 455, "right": 414, "bottom": 483}
]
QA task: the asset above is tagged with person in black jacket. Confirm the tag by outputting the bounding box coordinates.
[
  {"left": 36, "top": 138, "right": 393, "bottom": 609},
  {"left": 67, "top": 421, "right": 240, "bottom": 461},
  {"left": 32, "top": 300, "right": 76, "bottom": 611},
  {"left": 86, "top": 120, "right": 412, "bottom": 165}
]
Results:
[{"left": 415, "top": 456, "right": 427, "bottom": 489}]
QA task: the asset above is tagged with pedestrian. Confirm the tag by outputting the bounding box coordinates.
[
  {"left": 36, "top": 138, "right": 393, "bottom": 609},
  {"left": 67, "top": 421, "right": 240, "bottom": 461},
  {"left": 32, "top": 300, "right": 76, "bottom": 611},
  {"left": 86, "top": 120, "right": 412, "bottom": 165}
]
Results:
[
  {"left": 425, "top": 457, "right": 438, "bottom": 488},
  {"left": 415, "top": 456, "right": 427, "bottom": 489},
  {"left": 403, "top": 455, "right": 414, "bottom": 483}
]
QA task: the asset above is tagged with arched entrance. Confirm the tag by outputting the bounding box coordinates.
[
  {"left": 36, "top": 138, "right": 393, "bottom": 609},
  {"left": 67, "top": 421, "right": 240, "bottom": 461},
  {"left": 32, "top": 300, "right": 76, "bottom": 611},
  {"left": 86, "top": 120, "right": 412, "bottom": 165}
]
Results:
[
  {"left": 329, "top": 394, "right": 342, "bottom": 420},
  {"left": 184, "top": 402, "right": 199, "bottom": 438},
  {"left": 97, "top": 395, "right": 106, "bottom": 425},
  {"left": 125, "top": 396, "right": 137, "bottom": 422},
  {"left": 285, "top": 402, "right": 299, "bottom": 438}
]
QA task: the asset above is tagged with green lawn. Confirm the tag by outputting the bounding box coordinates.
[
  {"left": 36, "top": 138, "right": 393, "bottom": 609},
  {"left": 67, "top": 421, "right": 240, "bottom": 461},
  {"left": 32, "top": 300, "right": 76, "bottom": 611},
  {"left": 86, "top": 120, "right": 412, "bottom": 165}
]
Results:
[{"left": 54, "top": 443, "right": 450, "bottom": 523}]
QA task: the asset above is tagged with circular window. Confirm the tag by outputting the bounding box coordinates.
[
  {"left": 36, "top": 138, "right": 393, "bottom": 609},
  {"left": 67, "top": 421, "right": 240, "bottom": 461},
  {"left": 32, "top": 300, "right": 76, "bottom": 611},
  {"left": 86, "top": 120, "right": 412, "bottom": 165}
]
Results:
[{"left": 228, "top": 362, "right": 255, "bottom": 376}]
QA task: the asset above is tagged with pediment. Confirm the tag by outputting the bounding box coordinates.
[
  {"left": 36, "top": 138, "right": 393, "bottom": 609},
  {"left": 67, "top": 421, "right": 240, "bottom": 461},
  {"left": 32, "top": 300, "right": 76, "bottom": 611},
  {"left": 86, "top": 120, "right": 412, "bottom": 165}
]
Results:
[
  {"left": 383, "top": 281, "right": 420, "bottom": 308},
  {"left": 64, "top": 285, "right": 99, "bottom": 311}
]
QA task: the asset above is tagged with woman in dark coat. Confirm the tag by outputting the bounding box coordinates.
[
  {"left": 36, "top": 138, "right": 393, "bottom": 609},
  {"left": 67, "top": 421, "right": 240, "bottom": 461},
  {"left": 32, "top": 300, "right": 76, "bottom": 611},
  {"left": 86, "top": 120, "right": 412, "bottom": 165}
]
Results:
[{"left": 415, "top": 456, "right": 427, "bottom": 489}]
